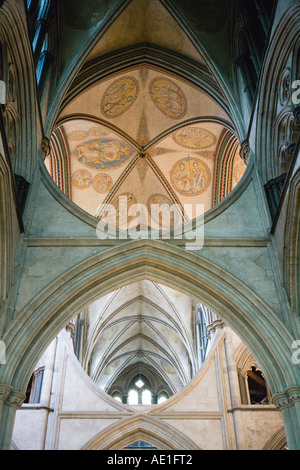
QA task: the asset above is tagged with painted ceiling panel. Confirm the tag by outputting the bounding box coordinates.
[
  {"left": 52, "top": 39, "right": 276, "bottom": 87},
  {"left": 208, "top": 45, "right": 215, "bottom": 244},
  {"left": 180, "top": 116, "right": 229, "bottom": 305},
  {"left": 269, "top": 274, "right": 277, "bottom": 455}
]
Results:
[
  {"left": 59, "top": 67, "right": 230, "bottom": 143},
  {"left": 46, "top": 0, "right": 246, "bottom": 251},
  {"left": 48, "top": 64, "right": 242, "bottom": 225}
]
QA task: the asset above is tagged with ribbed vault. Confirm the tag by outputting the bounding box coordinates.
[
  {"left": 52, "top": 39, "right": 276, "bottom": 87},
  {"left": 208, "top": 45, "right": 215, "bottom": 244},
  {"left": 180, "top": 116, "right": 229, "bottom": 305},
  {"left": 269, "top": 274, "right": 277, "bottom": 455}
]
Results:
[
  {"left": 45, "top": 0, "right": 248, "bottom": 228},
  {"left": 77, "top": 280, "right": 200, "bottom": 397}
]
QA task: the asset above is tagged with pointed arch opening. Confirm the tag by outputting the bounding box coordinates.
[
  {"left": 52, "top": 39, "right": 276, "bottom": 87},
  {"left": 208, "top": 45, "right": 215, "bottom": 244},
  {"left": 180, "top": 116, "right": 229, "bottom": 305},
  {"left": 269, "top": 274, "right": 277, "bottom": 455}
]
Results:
[
  {"left": 81, "top": 414, "right": 200, "bottom": 450},
  {"left": 2, "top": 239, "right": 297, "bottom": 399}
]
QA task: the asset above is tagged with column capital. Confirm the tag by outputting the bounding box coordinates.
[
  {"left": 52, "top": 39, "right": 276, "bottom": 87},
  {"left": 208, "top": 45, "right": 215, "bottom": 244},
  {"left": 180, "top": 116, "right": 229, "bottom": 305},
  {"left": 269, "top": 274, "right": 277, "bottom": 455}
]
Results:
[
  {"left": 287, "top": 386, "right": 300, "bottom": 405},
  {"left": 273, "top": 392, "right": 291, "bottom": 410},
  {"left": 0, "top": 385, "right": 13, "bottom": 404},
  {"left": 206, "top": 319, "right": 224, "bottom": 339},
  {"left": 5, "top": 391, "right": 26, "bottom": 409},
  {"left": 41, "top": 137, "right": 50, "bottom": 159},
  {"left": 239, "top": 140, "right": 250, "bottom": 165},
  {"left": 273, "top": 387, "right": 300, "bottom": 410}
]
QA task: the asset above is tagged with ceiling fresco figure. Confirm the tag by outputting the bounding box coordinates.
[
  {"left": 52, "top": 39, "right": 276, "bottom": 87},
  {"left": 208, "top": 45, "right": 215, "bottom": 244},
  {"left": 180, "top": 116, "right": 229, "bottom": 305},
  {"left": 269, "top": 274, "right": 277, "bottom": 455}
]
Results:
[
  {"left": 71, "top": 169, "right": 92, "bottom": 190},
  {"left": 72, "top": 138, "right": 136, "bottom": 170},
  {"left": 173, "top": 126, "right": 216, "bottom": 149},
  {"left": 149, "top": 77, "right": 187, "bottom": 119},
  {"left": 171, "top": 157, "right": 210, "bottom": 195},
  {"left": 101, "top": 76, "right": 139, "bottom": 118}
]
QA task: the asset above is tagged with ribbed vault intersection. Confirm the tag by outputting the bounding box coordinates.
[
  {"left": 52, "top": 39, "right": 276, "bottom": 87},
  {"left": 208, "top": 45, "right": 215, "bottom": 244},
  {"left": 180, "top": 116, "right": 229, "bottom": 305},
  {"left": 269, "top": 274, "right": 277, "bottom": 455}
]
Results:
[{"left": 75, "top": 280, "right": 210, "bottom": 404}]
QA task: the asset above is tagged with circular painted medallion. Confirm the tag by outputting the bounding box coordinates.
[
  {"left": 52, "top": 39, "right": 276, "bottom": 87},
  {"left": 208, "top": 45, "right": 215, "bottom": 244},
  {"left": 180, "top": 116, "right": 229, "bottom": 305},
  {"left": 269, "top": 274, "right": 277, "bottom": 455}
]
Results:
[
  {"left": 92, "top": 173, "right": 113, "bottom": 194},
  {"left": 170, "top": 158, "right": 211, "bottom": 196},
  {"left": 88, "top": 126, "right": 111, "bottom": 137},
  {"left": 101, "top": 77, "right": 139, "bottom": 118},
  {"left": 71, "top": 170, "right": 92, "bottom": 190},
  {"left": 68, "top": 130, "right": 88, "bottom": 141},
  {"left": 149, "top": 77, "right": 187, "bottom": 119},
  {"left": 173, "top": 127, "right": 216, "bottom": 149},
  {"left": 72, "top": 138, "right": 136, "bottom": 171}
]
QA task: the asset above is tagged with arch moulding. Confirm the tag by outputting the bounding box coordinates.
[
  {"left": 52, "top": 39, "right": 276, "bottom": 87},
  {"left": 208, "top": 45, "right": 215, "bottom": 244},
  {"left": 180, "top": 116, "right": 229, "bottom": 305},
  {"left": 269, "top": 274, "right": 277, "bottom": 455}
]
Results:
[{"left": 81, "top": 414, "right": 200, "bottom": 450}]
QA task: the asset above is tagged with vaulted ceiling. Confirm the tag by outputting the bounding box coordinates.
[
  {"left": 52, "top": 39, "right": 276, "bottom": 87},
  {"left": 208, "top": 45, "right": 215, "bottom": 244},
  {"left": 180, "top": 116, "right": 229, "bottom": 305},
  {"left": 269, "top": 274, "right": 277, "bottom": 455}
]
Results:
[
  {"left": 38, "top": 0, "right": 275, "bottom": 405},
  {"left": 79, "top": 280, "right": 199, "bottom": 395},
  {"left": 45, "top": 0, "right": 247, "bottom": 225},
  {"left": 52, "top": 0, "right": 241, "bottom": 125}
]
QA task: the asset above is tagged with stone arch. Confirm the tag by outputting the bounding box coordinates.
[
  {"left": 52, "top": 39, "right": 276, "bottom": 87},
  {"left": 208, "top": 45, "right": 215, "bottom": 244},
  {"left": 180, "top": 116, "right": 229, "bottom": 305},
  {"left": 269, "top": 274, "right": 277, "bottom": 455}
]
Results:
[
  {"left": 234, "top": 343, "right": 271, "bottom": 406},
  {"left": 59, "top": 46, "right": 231, "bottom": 129},
  {"left": 120, "top": 364, "right": 157, "bottom": 395},
  {"left": 234, "top": 343, "right": 258, "bottom": 374},
  {"left": 0, "top": 152, "right": 20, "bottom": 310},
  {"left": 1, "top": 239, "right": 298, "bottom": 398},
  {"left": 262, "top": 426, "right": 287, "bottom": 450},
  {"left": 81, "top": 414, "right": 200, "bottom": 450}
]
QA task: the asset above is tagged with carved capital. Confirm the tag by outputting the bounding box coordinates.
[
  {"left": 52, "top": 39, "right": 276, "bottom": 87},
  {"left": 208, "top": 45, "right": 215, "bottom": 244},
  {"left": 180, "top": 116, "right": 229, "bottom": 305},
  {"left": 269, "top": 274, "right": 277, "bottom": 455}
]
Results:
[
  {"left": 41, "top": 137, "right": 50, "bottom": 159},
  {"left": 0, "top": 385, "right": 13, "bottom": 403},
  {"left": 287, "top": 386, "right": 300, "bottom": 405},
  {"left": 239, "top": 140, "right": 250, "bottom": 165},
  {"left": 6, "top": 391, "right": 26, "bottom": 409},
  {"left": 273, "top": 392, "right": 291, "bottom": 410},
  {"left": 66, "top": 321, "right": 75, "bottom": 339},
  {"left": 206, "top": 319, "right": 224, "bottom": 339},
  {"left": 273, "top": 387, "right": 300, "bottom": 410},
  {"left": 281, "top": 143, "right": 296, "bottom": 171}
]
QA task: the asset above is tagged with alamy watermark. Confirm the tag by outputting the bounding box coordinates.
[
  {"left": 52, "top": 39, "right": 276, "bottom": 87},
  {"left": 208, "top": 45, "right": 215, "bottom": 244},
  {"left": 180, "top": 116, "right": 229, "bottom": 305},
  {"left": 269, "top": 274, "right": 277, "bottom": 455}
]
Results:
[
  {"left": 291, "top": 340, "right": 300, "bottom": 365},
  {"left": 292, "top": 80, "right": 300, "bottom": 105},
  {"left": 0, "top": 340, "right": 6, "bottom": 365},
  {"left": 95, "top": 197, "right": 205, "bottom": 251}
]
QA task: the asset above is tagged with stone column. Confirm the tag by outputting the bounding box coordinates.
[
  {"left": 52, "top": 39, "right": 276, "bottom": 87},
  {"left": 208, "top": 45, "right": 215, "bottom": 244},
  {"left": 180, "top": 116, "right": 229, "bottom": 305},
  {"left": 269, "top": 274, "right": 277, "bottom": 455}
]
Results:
[
  {"left": 254, "top": 0, "right": 270, "bottom": 36},
  {"left": 224, "top": 333, "right": 247, "bottom": 450},
  {"left": 34, "top": 339, "right": 57, "bottom": 450},
  {"left": 244, "top": 26, "right": 262, "bottom": 77},
  {"left": 237, "top": 370, "right": 251, "bottom": 405},
  {"left": 0, "top": 388, "right": 26, "bottom": 450},
  {"left": 0, "top": 385, "right": 12, "bottom": 424},
  {"left": 273, "top": 386, "right": 300, "bottom": 450},
  {"left": 152, "top": 394, "right": 158, "bottom": 405}
]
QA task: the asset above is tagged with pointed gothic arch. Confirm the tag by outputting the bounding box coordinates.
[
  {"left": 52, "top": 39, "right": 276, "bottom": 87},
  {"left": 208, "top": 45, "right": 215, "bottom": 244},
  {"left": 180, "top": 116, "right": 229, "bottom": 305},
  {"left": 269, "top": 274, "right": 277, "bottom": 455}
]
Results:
[
  {"left": 81, "top": 414, "right": 199, "bottom": 450},
  {"left": 262, "top": 426, "right": 287, "bottom": 450},
  {"left": 1, "top": 238, "right": 297, "bottom": 400}
]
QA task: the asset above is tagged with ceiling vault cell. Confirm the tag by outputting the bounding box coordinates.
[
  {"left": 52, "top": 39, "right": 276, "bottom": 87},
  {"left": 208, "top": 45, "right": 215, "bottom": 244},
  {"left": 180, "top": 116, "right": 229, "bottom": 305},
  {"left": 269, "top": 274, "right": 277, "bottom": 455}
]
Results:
[{"left": 76, "top": 280, "right": 204, "bottom": 398}]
